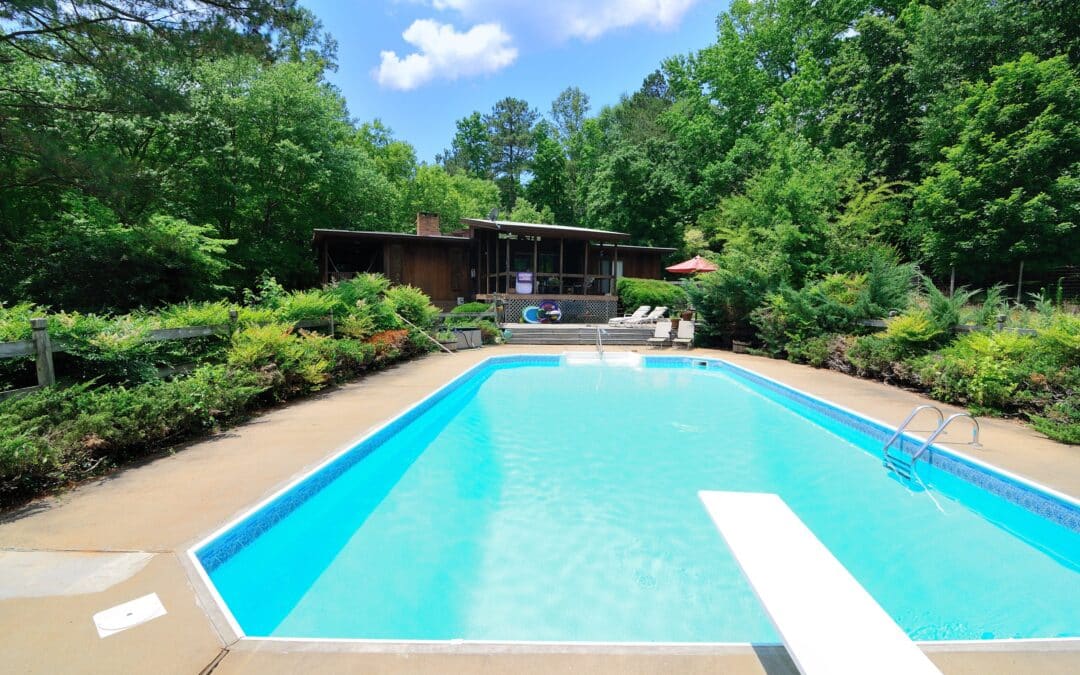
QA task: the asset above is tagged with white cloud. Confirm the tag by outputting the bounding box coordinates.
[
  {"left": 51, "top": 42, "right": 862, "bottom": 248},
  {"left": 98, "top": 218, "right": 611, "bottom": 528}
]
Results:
[
  {"left": 375, "top": 19, "right": 518, "bottom": 90},
  {"left": 423, "top": 0, "right": 700, "bottom": 40}
]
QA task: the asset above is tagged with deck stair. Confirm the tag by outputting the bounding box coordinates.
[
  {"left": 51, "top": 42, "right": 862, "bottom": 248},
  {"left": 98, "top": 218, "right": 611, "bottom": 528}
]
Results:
[{"left": 504, "top": 324, "right": 654, "bottom": 346}]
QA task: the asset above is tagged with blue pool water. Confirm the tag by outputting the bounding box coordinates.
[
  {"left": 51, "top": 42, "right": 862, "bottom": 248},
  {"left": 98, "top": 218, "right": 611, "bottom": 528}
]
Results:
[{"left": 199, "top": 357, "right": 1080, "bottom": 642}]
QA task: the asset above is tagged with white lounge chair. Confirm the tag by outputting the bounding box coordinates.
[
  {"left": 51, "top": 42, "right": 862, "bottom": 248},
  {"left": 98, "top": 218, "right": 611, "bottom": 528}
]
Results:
[
  {"left": 646, "top": 320, "right": 672, "bottom": 348},
  {"left": 608, "top": 306, "right": 650, "bottom": 325},
  {"left": 628, "top": 306, "right": 667, "bottom": 325},
  {"left": 673, "top": 320, "right": 694, "bottom": 348}
]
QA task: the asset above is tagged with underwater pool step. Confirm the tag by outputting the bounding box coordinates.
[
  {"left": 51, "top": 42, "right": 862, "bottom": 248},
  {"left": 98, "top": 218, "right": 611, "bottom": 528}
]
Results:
[{"left": 882, "top": 447, "right": 914, "bottom": 481}]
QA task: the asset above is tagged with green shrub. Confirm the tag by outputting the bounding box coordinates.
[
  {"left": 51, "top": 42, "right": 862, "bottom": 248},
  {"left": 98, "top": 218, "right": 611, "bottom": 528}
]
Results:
[
  {"left": 276, "top": 289, "right": 341, "bottom": 322},
  {"left": 0, "top": 302, "right": 39, "bottom": 341},
  {"left": 786, "top": 335, "right": 833, "bottom": 368},
  {"left": 152, "top": 301, "right": 233, "bottom": 329},
  {"left": 965, "top": 284, "right": 1008, "bottom": 327},
  {"left": 924, "top": 277, "right": 977, "bottom": 331},
  {"left": 1038, "top": 314, "right": 1080, "bottom": 363},
  {"left": 883, "top": 310, "right": 945, "bottom": 349},
  {"left": 686, "top": 249, "right": 777, "bottom": 342},
  {"left": 451, "top": 301, "right": 495, "bottom": 315},
  {"left": 913, "top": 332, "right": 1032, "bottom": 410},
  {"left": 617, "top": 278, "right": 689, "bottom": 313},
  {"left": 1031, "top": 400, "right": 1080, "bottom": 444},
  {"left": 0, "top": 365, "right": 263, "bottom": 505},
  {"left": 385, "top": 285, "right": 439, "bottom": 329},
  {"left": 327, "top": 274, "right": 391, "bottom": 309},
  {"left": 846, "top": 334, "right": 910, "bottom": 380},
  {"left": 750, "top": 271, "right": 905, "bottom": 356},
  {"left": 327, "top": 339, "right": 377, "bottom": 375},
  {"left": 228, "top": 324, "right": 332, "bottom": 397}
]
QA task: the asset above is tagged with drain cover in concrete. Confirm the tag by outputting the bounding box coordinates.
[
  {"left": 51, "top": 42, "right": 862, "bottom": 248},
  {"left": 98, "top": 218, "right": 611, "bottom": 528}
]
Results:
[{"left": 93, "top": 593, "right": 167, "bottom": 638}]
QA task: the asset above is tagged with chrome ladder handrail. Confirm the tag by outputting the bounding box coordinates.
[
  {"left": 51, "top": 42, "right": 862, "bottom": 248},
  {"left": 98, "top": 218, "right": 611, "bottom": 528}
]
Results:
[
  {"left": 596, "top": 327, "right": 604, "bottom": 358},
  {"left": 911, "top": 413, "right": 980, "bottom": 463},
  {"left": 882, "top": 404, "right": 944, "bottom": 458}
]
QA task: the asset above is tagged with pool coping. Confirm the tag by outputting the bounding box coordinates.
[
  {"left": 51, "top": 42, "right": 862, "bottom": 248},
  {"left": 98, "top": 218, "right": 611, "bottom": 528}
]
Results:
[{"left": 183, "top": 352, "right": 1080, "bottom": 653}]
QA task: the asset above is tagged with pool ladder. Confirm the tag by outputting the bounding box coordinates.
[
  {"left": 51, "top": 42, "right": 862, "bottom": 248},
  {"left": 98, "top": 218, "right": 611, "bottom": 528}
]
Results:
[{"left": 882, "top": 405, "right": 981, "bottom": 482}]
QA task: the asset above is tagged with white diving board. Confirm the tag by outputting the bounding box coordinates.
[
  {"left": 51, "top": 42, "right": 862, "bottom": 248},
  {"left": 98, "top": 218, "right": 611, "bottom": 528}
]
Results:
[{"left": 699, "top": 491, "right": 941, "bottom": 675}]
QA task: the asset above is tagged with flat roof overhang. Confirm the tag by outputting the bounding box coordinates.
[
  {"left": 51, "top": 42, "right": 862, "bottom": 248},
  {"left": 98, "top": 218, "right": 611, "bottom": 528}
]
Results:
[
  {"left": 461, "top": 218, "right": 630, "bottom": 243},
  {"left": 312, "top": 229, "right": 471, "bottom": 245}
]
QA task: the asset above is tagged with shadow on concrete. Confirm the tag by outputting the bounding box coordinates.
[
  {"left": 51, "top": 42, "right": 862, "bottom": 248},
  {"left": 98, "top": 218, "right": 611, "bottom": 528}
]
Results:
[{"left": 752, "top": 644, "right": 798, "bottom": 675}]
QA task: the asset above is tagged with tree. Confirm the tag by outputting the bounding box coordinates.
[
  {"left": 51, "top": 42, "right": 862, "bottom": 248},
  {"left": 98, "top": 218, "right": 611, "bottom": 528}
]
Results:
[
  {"left": 824, "top": 9, "right": 917, "bottom": 181},
  {"left": 484, "top": 97, "right": 538, "bottom": 211},
  {"left": 398, "top": 165, "right": 499, "bottom": 232},
  {"left": 439, "top": 112, "right": 492, "bottom": 179},
  {"left": 508, "top": 198, "right": 554, "bottom": 224},
  {"left": 18, "top": 195, "right": 233, "bottom": 312},
  {"left": 912, "top": 54, "right": 1080, "bottom": 281},
  {"left": 584, "top": 143, "right": 684, "bottom": 247},
  {"left": 525, "top": 123, "right": 570, "bottom": 224},
  {"left": 550, "top": 87, "right": 590, "bottom": 144}
]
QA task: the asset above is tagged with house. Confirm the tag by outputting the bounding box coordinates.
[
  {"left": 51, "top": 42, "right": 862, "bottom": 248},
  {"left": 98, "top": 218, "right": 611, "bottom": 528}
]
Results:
[{"left": 313, "top": 213, "right": 676, "bottom": 322}]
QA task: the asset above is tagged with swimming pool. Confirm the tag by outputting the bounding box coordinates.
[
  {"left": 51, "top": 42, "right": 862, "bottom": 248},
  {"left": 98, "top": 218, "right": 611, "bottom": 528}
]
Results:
[{"left": 191, "top": 355, "right": 1080, "bottom": 644}]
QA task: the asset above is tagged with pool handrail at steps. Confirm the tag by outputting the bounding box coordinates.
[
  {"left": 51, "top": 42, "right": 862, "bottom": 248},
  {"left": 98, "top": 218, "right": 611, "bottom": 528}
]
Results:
[
  {"left": 882, "top": 405, "right": 944, "bottom": 480},
  {"left": 911, "top": 413, "right": 981, "bottom": 463}
]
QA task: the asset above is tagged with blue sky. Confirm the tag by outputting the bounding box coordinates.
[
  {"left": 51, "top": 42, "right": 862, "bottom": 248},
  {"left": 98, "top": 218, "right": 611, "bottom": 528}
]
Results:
[{"left": 300, "top": 1, "right": 729, "bottom": 162}]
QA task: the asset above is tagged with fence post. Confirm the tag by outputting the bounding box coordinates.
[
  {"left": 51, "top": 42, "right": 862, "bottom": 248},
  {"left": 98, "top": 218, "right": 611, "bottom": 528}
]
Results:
[
  {"left": 995, "top": 314, "right": 1006, "bottom": 332},
  {"left": 30, "top": 318, "right": 56, "bottom": 387},
  {"left": 328, "top": 309, "right": 335, "bottom": 338},
  {"left": 228, "top": 310, "right": 238, "bottom": 336}
]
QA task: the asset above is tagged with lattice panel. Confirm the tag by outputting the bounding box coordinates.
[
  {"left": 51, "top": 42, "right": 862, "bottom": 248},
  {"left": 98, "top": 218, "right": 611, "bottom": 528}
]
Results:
[{"left": 501, "top": 297, "right": 617, "bottom": 323}]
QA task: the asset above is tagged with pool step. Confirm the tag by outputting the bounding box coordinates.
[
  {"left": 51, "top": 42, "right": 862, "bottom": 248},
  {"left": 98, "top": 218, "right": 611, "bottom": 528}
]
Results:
[
  {"left": 882, "top": 447, "right": 914, "bottom": 481},
  {"left": 505, "top": 326, "right": 654, "bottom": 345}
]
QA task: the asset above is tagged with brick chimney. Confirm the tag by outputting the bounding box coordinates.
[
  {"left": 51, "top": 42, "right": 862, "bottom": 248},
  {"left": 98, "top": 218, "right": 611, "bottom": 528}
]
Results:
[{"left": 416, "top": 212, "right": 441, "bottom": 237}]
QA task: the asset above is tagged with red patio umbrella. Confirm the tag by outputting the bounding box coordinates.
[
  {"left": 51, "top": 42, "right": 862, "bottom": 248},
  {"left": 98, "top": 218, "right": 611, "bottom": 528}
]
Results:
[{"left": 666, "top": 255, "right": 718, "bottom": 274}]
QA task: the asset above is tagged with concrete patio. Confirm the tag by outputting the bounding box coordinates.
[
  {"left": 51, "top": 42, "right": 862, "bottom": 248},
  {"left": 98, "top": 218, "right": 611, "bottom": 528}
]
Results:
[{"left": 1, "top": 346, "right": 1077, "bottom": 674}]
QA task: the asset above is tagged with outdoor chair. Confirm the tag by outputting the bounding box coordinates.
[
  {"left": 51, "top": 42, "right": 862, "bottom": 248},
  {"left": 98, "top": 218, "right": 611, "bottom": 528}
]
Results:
[
  {"left": 673, "top": 320, "right": 695, "bottom": 349},
  {"left": 631, "top": 306, "right": 668, "bottom": 324},
  {"left": 646, "top": 320, "right": 673, "bottom": 348},
  {"left": 608, "top": 305, "right": 651, "bottom": 325}
]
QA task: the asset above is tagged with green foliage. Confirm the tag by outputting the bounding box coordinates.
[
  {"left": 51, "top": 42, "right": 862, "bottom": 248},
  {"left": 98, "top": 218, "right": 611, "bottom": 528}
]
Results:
[
  {"left": 17, "top": 199, "right": 234, "bottom": 313},
  {"left": 508, "top": 199, "right": 554, "bottom": 224},
  {"left": 384, "top": 286, "right": 439, "bottom": 330},
  {"left": 687, "top": 249, "right": 777, "bottom": 342},
  {"left": 451, "top": 302, "right": 495, "bottom": 315},
  {"left": 227, "top": 324, "right": 332, "bottom": 396},
  {"left": 1031, "top": 401, "right": 1080, "bottom": 445},
  {"left": 883, "top": 311, "right": 945, "bottom": 350},
  {"left": 913, "top": 332, "right": 1033, "bottom": 410},
  {"left": 275, "top": 290, "right": 342, "bottom": 322},
  {"left": 616, "top": 278, "right": 689, "bottom": 314},
  {"left": 923, "top": 279, "right": 978, "bottom": 331},
  {"left": 846, "top": 334, "right": 911, "bottom": 380},
  {"left": 912, "top": 54, "right": 1080, "bottom": 280},
  {"left": 486, "top": 97, "right": 540, "bottom": 210},
  {"left": 0, "top": 365, "right": 264, "bottom": 505}
]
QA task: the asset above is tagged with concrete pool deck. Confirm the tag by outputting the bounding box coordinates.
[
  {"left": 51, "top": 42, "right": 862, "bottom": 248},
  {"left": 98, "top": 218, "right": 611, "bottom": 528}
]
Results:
[{"left": 0, "top": 345, "right": 1076, "bottom": 674}]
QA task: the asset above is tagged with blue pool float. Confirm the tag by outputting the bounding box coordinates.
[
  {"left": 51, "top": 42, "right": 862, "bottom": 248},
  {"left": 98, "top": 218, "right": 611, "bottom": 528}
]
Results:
[{"left": 522, "top": 306, "right": 541, "bottom": 323}]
